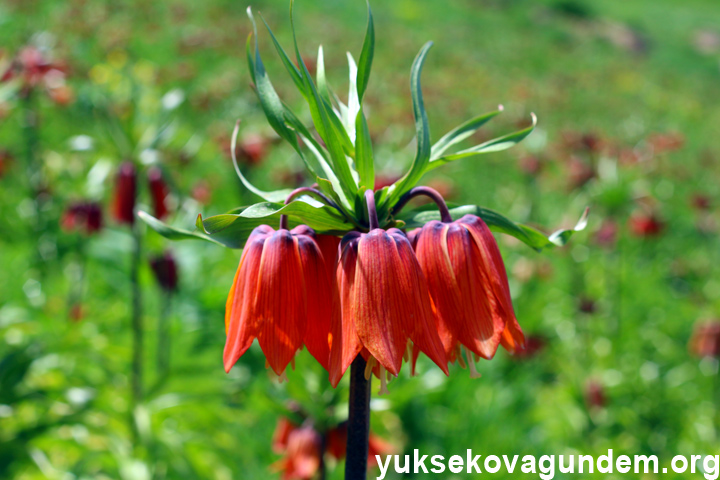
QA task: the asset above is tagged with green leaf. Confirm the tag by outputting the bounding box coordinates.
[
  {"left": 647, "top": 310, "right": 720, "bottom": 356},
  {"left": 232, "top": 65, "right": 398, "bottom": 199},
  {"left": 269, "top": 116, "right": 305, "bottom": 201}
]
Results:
[
  {"left": 259, "top": 14, "right": 304, "bottom": 91},
  {"left": 289, "top": 0, "right": 358, "bottom": 199},
  {"left": 245, "top": 9, "right": 303, "bottom": 157},
  {"left": 387, "top": 41, "right": 434, "bottom": 205},
  {"left": 138, "top": 211, "right": 223, "bottom": 246},
  {"left": 430, "top": 107, "right": 504, "bottom": 160},
  {"left": 316, "top": 46, "right": 331, "bottom": 105},
  {"left": 229, "top": 121, "right": 293, "bottom": 203},
  {"left": 355, "top": 107, "right": 374, "bottom": 189},
  {"left": 427, "top": 113, "right": 537, "bottom": 170},
  {"left": 356, "top": 2, "right": 375, "bottom": 103},
  {"left": 344, "top": 53, "right": 360, "bottom": 139},
  {"left": 397, "top": 204, "right": 588, "bottom": 252},
  {"left": 199, "top": 200, "right": 354, "bottom": 249}
]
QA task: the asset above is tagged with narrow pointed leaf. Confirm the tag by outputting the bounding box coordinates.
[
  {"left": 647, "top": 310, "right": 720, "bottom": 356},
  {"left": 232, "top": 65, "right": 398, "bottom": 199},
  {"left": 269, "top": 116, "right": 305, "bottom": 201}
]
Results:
[
  {"left": 200, "top": 200, "right": 353, "bottom": 248},
  {"left": 397, "top": 204, "right": 588, "bottom": 252},
  {"left": 345, "top": 53, "right": 360, "bottom": 141},
  {"left": 388, "top": 41, "right": 434, "bottom": 205},
  {"left": 356, "top": 2, "right": 375, "bottom": 103},
  {"left": 259, "top": 14, "right": 304, "bottom": 90},
  {"left": 427, "top": 113, "right": 537, "bottom": 170},
  {"left": 245, "top": 9, "right": 302, "bottom": 156},
  {"left": 289, "top": 0, "right": 357, "bottom": 198},
  {"left": 229, "top": 121, "right": 293, "bottom": 202},
  {"left": 355, "top": 107, "right": 374, "bottom": 189},
  {"left": 430, "top": 107, "right": 504, "bottom": 160},
  {"left": 139, "top": 211, "right": 223, "bottom": 246},
  {"left": 316, "top": 46, "right": 331, "bottom": 104}
]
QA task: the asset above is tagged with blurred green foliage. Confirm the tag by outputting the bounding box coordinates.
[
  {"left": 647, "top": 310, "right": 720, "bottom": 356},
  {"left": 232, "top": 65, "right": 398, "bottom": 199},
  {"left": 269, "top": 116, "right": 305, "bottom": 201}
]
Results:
[{"left": 1, "top": 0, "right": 720, "bottom": 478}]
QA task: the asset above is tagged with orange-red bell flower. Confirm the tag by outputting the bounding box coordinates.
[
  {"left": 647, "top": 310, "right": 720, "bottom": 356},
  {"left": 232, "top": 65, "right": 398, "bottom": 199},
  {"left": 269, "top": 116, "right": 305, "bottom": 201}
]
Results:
[
  {"left": 224, "top": 225, "right": 335, "bottom": 375},
  {"left": 273, "top": 425, "right": 322, "bottom": 480},
  {"left": 411, "top": 215, "right": 524, "bottom": 369},
  {"left": 329, "top": 228, "right": 448, "bottom": 387}
]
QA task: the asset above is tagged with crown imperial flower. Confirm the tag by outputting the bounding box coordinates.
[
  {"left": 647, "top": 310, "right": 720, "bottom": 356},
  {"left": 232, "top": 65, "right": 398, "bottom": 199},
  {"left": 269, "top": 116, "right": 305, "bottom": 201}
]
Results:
[
  {"left": 112, "top": 161, "right": 137, "bottom": 225},
  {"left": 147, "top": 166, "right": 171, "bottom": 220},
  {"left": 411, "top": 212, "right": 524, "bottom": 371},
  {"left": 224, "top": 224, "right": 335, "bottom": 376},
  {"left": 329, "top": 221, "right": 449, "bottom": 388}
]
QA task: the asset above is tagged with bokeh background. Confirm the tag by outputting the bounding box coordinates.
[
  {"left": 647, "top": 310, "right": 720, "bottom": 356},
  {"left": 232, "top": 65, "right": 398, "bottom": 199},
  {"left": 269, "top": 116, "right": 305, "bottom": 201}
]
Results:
[{"left": 2, "top": 0, "right": 720, "bottom": 478}]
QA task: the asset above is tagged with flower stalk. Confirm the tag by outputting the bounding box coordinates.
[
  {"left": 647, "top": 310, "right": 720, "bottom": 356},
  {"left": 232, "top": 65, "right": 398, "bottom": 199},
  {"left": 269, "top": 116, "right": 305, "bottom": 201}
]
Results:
[
  {"left": 393, "top": 186, "right": 453, "bottom": 223},
  {"left": 365, "top": 190, "right": 379, "bottom": 230},
  {"left": 345, "top": 356, "right": 371, "bottom": 480}
]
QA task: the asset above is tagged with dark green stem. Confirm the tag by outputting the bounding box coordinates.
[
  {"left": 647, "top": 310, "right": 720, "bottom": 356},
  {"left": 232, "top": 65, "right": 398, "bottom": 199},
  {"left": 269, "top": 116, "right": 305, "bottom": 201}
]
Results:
[
  {"left": 156, "top": 290, "right": 173, "bottom": 381},
  {"left": 21, "top": 90, "right": 46, "bottom": 271},
  {"left": 345, "top": 356, "right": 371, "bottom": 480},
  {"left": 130, "top": 221, "right": 143, "bottom": 443}
]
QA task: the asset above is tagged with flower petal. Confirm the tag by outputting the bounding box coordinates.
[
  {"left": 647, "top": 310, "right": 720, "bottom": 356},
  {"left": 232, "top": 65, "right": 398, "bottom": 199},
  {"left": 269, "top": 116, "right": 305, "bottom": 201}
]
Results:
[
  {"left": 223, "top": 226, "right": 273, "bottom": 373},
  {"left": 255, "top": 230, "right": 306, "bottom": 375},
  {"left": 353, "top": 230, "right": 409, "bottom": 375},
  {"left": 294, "top": 231, "right": 334, "bottom": 371},
  {"left": 329, "top": 235, "right": 363, "bottom": 386},
  {"left": 460, "top": 215, "right": 524, "bottom": 352},
  {"left": 389, "top": 229, "right": 448, "bottom": 374}
]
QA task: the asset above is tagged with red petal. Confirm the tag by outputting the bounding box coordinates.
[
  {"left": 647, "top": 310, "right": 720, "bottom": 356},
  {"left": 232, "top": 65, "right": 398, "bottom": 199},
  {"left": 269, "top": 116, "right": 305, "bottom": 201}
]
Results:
[
  {"left": 294, "top": 231, "right": 334, "bottom": 371},
  {"left": 223, "top": 227, "right": 273, "bottom": 373},
  {"left": 460, "top": 215, "right": 524, "bottom": 352},
  {"left": 389, "top": 229, "right": 448, "bottom": 374},
  {"left": 329, "top": 236, "right": 363, "bottom": 386},
  {"left": 353, "top": 230, "right": 409, "bottom": 375},
  {"left": 255, "top": 230, "right": 306, "bottom": 375},
  {"left": 314, "top": 234, "right": 341, "bottom": 284},
  {"left": 449, "top": 222, "right": 503, "bottom": 358}
]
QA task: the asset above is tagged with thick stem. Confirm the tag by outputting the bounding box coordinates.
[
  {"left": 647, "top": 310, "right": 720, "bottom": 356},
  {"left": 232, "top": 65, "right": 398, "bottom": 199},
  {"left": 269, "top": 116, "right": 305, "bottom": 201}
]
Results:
[
  {"left": 279, "top": 187, "right": 340, "bottom": 230},
  {"left": 130, "top": 221, "right": 144, "bottom": 443},
  {"left": 365, "top": 190, "right": 378, "bottom": 230},
  {"left": 345, "top": 356, "right": 371, "bottom": 480},
  {"left": 393, "top": 186, "right": 453, "bottom": 223}
]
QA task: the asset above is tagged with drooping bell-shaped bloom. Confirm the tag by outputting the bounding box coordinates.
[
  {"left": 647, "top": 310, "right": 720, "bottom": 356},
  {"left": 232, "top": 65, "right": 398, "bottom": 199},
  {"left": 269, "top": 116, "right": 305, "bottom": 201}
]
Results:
[
  {"left": 149, "top": 251, "right": 179, "bottom": 292},
  {"left": 329, "top": 228, "right": 448, "bottom": 387},
  {"left": 147, "top": 166, "right": 170, "bottom": 220},
  {"left": 272, "top": 425, "right": 322, "bottom": 480},
  {"left": 585, "top": 380, "right": 607, "bottom": 409},
  {"left": 224, "top": 225, "right": 335, "bottom": 375},
  {"left": 112, "top": 162, "right": 137, "bottom": 225},
  {"left": 272, "top": 417, "right": 300, "bottom": 454},
  {"left": 629, "top": 212, "right": 664, "bottom": 237},
  {"left": 689, "top": 321, "right": 720, "bottom": 358},
  {"left": 62, "top": 201, "right": 103, "bottom": 235},
  {"left": 410, "top": 215, "right": 524, "bottom": 371}
]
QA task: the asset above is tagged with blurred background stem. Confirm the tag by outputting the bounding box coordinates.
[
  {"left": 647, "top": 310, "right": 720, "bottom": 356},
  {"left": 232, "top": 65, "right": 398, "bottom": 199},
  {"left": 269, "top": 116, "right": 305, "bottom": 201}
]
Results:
[
  {"left": 130, "top": 220, "right": 144, "bottom": 443},
  {"left": 21, "top": 90, "right": 47, "bottom": 273},
  {"left": 156, "top": 290, "right": 172, "bottom": 382},
  {"left": 66, "top": 238, "right": 87, "bottom": 320},
  {"left": 345, "top": 356, "right": 370, "bottom": 480}
]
